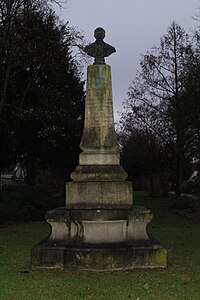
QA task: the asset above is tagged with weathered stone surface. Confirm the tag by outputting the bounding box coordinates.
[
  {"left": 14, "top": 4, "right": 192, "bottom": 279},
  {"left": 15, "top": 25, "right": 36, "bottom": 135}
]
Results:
[
  {"left": 62, "top": 243, "right": 167, "bottom": 270},
  {"left": 80, "top": 65, "right": 118, "bottom": 161},
  {"left": 79, "top": 151, "right": 119, "bottom": 165},
  {"left": 71, "top": 165, "right": 128, "bottom": 181},
  {"left": 66, "top": 181, "right": 133, "bottom": 208},
  {"left": 44, "top": 206, "right": 152, "bottom": 245},
  {"left": 31, "top": 207, "right": 166, "bottom": 270},
  {"left": 31, "top": 242, "right": 65, "bottom": 269},
  {"left": 31, "top": 240, "right": 167, "bottom": 270}
]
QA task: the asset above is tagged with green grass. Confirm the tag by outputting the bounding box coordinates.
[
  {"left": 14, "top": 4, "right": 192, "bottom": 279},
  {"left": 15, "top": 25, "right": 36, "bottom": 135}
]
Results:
[{"left": 0, "top": 192, "right": 200, "bottom": 300}]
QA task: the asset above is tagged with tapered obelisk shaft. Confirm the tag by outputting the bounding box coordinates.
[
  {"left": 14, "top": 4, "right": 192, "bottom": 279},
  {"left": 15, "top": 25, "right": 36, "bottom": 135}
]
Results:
[{"left": 79, "top": 65, "right": 119, "bottom": 165}]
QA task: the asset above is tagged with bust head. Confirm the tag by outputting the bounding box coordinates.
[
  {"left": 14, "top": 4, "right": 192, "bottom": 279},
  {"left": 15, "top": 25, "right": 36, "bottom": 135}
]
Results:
[
  {"left": 83, "top": 27, "right": 116, "bottom": 65},
  {"left": 94, "top": 27, "right": 105, "bottom": 41}
]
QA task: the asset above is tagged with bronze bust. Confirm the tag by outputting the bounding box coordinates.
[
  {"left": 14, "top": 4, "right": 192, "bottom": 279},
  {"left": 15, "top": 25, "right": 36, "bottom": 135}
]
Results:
[{"left": 84, "top": 27, "right": 116, "bottom": 65}]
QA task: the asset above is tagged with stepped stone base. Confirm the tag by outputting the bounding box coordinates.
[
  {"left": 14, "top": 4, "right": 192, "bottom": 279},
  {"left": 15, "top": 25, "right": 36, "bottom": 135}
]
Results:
[
  {"left": 31, "top": 240, "right": 167, "bottom": 270},
  {"left": 31, "top": 206, "right": 167, "bottom": 270}
]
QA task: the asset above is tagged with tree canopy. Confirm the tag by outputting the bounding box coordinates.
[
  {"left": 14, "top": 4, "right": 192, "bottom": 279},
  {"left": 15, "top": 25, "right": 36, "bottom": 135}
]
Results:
[{"left": 0, "top": 0, "right": 85, "bottom": 187}]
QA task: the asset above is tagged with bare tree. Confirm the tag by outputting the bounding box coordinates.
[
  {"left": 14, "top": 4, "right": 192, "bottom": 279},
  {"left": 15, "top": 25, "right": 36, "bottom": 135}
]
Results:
[{"left": 120, "top": 22, "right": 194, "bottom": 195}]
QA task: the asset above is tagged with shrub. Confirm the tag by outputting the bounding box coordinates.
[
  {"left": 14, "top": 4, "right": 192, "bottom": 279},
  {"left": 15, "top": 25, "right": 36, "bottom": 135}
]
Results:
[
  {"left": 181, "top": 180, "right": 196, "bottom": 194},
  {"left": 0, "top": 185, "right": 63, "bottom": 224},
  {"left": 171, "top": 196, "right": 194, "bottom": 210}
]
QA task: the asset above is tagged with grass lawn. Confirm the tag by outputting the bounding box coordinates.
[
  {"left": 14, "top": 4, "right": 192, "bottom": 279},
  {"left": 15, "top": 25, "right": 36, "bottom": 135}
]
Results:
[{"left": 0, "top": 192, "right": 200, "bottom": 300}]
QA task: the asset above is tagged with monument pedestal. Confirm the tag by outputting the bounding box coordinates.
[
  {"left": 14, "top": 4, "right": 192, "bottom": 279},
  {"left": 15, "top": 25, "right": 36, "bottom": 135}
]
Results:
[
  {"left": 31, "top": 61, "right": 167, "bottom": 270},
  {"left": 31, "top": 206, "right": 166, "bottom": 270}
]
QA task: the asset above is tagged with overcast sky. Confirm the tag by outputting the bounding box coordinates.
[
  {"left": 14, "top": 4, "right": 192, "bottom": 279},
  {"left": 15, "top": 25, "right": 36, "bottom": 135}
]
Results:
[{"left": 55, "top": 0, "right": 200, "bottom": 120}]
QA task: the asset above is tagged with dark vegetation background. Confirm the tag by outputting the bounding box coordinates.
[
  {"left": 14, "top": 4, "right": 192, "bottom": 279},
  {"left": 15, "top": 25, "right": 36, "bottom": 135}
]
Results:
[{"left": 0, "top": 0, "right": 200, "bottom": 224}]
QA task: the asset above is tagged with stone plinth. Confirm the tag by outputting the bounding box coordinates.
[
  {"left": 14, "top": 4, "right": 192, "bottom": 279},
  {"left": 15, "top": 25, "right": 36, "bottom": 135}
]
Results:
[
  {"left": 31, "top": 206, "right": 167, "bottom": 270},
  {"left": 32, "top": 241, "right": 167, "bottom": 271},
  {"left": 66, "top": 181, "right": 133, "bottom": 209},
  {"left": 46, "top": 206, "right": 152, "bottom": 244},
  {"left": 71, "top": 165, "right": 127, "bottom": 181}
]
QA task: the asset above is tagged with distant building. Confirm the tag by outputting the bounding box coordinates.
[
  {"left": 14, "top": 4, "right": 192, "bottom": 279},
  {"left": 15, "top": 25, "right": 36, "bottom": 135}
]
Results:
[{"left": 0, "top": 163, "right": 25, "bottom": 188}]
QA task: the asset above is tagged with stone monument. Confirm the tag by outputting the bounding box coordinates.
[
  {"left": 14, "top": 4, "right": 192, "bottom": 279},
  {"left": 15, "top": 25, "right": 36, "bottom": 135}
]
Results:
[{"left": 31, "top": 27, "right": 167, "bottom": 270}]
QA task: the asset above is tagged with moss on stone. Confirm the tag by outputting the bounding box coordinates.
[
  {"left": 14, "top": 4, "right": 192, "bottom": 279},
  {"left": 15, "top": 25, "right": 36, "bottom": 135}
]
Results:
[
  {"left": 151, "top": 248, "right": 167, "bottom": 267},
  {"left": 89, "top": 65, "right": 110, "bottom": 108}
]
